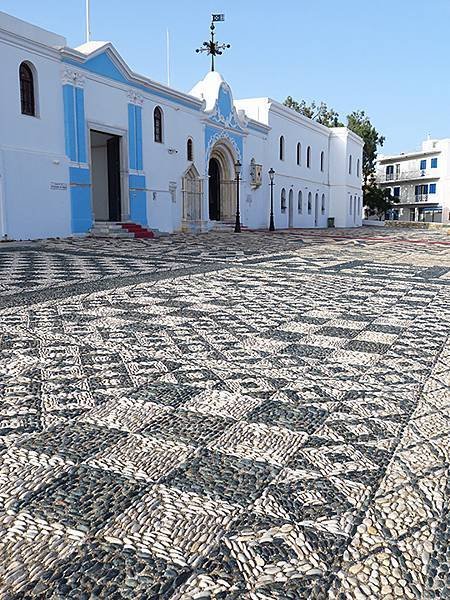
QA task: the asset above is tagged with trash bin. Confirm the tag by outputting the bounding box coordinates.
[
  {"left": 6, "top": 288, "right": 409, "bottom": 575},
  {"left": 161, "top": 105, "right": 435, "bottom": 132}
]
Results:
[{"left": 327, "top": 217, "right": 335, "bottom": 228}]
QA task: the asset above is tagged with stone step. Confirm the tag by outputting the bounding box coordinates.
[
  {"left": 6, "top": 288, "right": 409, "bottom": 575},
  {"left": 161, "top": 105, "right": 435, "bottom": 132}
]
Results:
[{"left": 90, "top": 221, "right": 158, "bottom": 239}]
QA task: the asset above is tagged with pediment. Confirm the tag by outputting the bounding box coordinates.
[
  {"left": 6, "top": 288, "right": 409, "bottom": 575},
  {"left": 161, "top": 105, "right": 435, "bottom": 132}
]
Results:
[
  {"left": 78, "top": 46, "right": 130, "bottom": 84},
  {"left": 209, "top": 82, "right": 246, "bottom": 132}
]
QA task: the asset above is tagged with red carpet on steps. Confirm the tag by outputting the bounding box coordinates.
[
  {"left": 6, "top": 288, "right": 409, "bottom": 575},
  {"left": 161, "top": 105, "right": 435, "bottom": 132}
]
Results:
[{"left": 120, "top": 223, "right": 155, "bottom": 239}]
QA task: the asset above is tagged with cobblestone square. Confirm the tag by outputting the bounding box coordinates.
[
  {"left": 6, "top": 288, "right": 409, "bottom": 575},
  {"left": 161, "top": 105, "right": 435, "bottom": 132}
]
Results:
[{"left": 0, "top": 228, "right": 449, "bottom": 599}]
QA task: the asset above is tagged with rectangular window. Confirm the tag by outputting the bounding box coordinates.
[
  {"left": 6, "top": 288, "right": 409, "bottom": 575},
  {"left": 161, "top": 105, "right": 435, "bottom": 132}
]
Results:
[
  {"left": 431, "top": 158, "right": 438, "bottom": 168},
  {"left": 393, "top": 187, "right": 400, "bottom": 197},
  {"left": 429, "top": 183, "right": 437, "bottom": 194},
  {"left": 386, "top": 165, "right": 394, "bottom": 181},
  {"left": 420, "top": 159, "right": 427, "bottom": 170},
  {"left": 415, "top": 184, "right": 428, "bottom": 197}
]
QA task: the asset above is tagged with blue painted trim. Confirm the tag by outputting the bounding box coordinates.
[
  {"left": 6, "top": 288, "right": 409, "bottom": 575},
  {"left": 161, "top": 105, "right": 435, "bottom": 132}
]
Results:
[
  {"left": 63, "top": 54, "right": 202, "bottom": 111},
  {"left": 128, "top": 104, "right": 137, "bottom": 170},
  {"left": 69, "top": 167, "right": 92, "bottom": 233},
  {"left": 135, "top": 105, "right": 143, "bottom": 171},
  {"left": 75, "top": 87, "right": 87, "bottom": 164},
  {"left": 129, "top": 174, "right": 147, "bottom": 226},
  {"left": 63, "top": 85, "right": 87, "bottom": 163},
  {"left": 70, "top": 166, "right": 90, "bottom": 185},
  {"left": 63, "top": 85, "right": 76, "bottom": 161}
]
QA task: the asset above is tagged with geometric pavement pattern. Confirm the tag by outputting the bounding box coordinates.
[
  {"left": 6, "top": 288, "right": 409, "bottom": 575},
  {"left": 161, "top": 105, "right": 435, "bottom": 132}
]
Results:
[{"left": 0, "top": 227, "right": 449, "bottom": 599}]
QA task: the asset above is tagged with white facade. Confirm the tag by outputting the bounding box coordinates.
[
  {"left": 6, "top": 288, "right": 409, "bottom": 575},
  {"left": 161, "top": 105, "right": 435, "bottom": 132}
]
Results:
[
  {"left": 376, "top": 138, "right": 450, "bottom": 223},
  {"left": 0, "top": 11, "right": 363, "bottom": 240}
]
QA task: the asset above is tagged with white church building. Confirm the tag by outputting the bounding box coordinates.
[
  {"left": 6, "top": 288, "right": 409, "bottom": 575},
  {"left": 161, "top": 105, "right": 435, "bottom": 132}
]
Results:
[{"left": 0, "top": 11, "right": 363, "bottom": 241}]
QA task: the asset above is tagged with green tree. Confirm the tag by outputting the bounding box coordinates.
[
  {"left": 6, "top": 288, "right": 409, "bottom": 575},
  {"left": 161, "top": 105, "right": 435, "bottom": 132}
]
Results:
[
  {"left": 346, "top": 110, "right": 385, "bottom": 187},
  {"left": 284, "top": 96, "right": 343, "bottom": 128},
  {"left": 364, "top": 179, "right": 400, "bottom": 220}
]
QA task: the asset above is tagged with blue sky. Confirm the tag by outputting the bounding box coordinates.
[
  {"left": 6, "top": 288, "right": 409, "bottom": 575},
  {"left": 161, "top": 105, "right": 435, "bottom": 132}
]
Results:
[{"left": 3, "top": 0, "right": 450, "bottom": 154}]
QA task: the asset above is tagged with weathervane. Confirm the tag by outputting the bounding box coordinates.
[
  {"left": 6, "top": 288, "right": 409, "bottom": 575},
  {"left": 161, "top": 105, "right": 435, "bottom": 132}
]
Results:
[{"left": 196, "top": 14, "right": 230, "bottom": 72}]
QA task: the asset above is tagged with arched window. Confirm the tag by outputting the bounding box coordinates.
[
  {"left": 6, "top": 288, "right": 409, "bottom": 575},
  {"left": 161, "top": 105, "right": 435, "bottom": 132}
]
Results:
[
  {"left": 307, "top": 146, "right": 311, "bottom": 168},
  {"left": 298, "top": 190, "right": 303, "bottom": 214},
  {"left": 307, "top": 192, "right": 312, "bottom": 214},
  {"left": 349, "top": 155, "right": 353, "bottom": 175},
  {"left": 187, "top": 138, "right": 193, "bottom": 161},
  {"left": 154, "top": 106, "right": 163, "bottom": 143},
  {"left": 279, "top": 136, "right": 285, "bottom": 161},
  {"left": 358, "top": 196, "right": 361, "bottom": 216},
  {"left": 19, "top": 62, "right": 36, "bottom": 116},
  {"left": 357, "top": 158, "right": 360, "bottom": 178},
  {"left": 296, "top": 142, "right": 301, "bottom": 166},
  {"left": 320, "top": 151, "right": 324, "bottom": 172},
  {"left": 321, "top": 194, "right": 326, "bottom": 215},
  {"left": 349, "top": 195, "right": 353, "bottom": 214},
  {"left": 281, "top": 188, "right": 287, "bottom": 212}
]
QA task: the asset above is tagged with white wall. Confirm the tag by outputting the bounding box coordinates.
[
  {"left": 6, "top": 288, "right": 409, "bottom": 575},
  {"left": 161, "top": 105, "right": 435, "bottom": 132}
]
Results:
[
  {"left": 0, "top": 19, "right": 71, "bottom": 239},
  {"left": 329, "top": 129, "right": 363, "bottom": 227},
  {"left": 2, "top": 148, "right": 71, "bottom": 239},
  {"left": 140, "top": 98, "right": 204, "bottom": 233},
  {"left": 237, "top": 98, "right": 362, "bottom": 229},
  {"left": 241, "top": 126, "right": 269, "bottom": 229}
]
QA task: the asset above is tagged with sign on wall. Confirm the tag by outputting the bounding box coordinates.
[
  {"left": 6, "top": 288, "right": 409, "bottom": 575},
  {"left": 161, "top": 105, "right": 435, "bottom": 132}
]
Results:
[{"left": 50, "top": 182, "right": 68, "bottom": 191}]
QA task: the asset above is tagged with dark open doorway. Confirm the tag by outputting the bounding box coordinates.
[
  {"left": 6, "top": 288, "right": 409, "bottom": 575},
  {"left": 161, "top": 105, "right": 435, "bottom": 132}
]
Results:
[
  {"left": 90, "top": 130, "right": 122, "bottom": 221},
  {"left": 208, "top": 157, "right": 221, "bottom": 221}
]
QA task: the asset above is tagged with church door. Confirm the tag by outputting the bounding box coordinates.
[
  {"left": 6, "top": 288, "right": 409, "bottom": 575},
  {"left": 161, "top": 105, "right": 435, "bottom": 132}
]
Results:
[
  {"left": 208, "top": 158, "right": 221, "bottom": 221},
  {"left": 107, "top": 136, "right": 122, "bottom": 221}
]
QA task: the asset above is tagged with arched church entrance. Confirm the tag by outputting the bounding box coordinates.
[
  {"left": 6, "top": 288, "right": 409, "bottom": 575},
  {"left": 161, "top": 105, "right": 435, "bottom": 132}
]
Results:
[
  {"left": 208, "top": 141, "right": 237, "bottom": 222},
  {"left": 208, "top": 158, "right": 221, "bottom": 221}
]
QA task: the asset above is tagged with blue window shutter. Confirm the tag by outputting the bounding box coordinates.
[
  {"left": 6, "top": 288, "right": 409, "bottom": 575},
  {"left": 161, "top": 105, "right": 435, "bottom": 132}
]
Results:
[
  {"left": 423, "top": 184, "right": 429, "bottom": 194},
  {"left": 420, "top": 159, "right": 427, "bottom": 170},
  {"left": 415, "top": 185, "right": 420, "bottom": 195},
  {"left": 431, "top": 158, "right": 438, "bottom": 168},
  {"left": 394, "top": 187, "right": 400, "bottom": 197},
  {"left": 430, "top": 183, "right": 437, "bottom": 194}
]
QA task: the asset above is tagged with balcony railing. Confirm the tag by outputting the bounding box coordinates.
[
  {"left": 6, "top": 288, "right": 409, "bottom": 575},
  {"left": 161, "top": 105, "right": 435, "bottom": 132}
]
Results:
[
  {"left": 415, "top": 194, "right": 429, "bottom": 203},
  {"left": 381, "top": 169, "right": 436, "bottom": 183}
]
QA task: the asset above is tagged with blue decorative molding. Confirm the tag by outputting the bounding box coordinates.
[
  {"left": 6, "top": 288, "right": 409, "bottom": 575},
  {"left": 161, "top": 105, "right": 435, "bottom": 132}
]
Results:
[
  {"left": 205, "top": 124, "right": 243, "bottom": 166},
  {"left": 129, "top": 174, "right": 147, "bottom": 225},
  {"left": 209, "top": 83, "right": 245, "bottom": 132},
  {"left": 69, "top": 167, "right": 92, "bottom": 233},
  {"left": 63, "top": 52, "right": 202, "bottom": 111}
]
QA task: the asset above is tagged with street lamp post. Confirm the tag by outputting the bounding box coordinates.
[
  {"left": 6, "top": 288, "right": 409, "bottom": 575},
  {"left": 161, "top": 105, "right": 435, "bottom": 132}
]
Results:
[
  {"left": 269, "top": 168, "right": 275, "bottom": 231},
  {"left": 234, "top": 160, "right": 242, "bottom": 233}
]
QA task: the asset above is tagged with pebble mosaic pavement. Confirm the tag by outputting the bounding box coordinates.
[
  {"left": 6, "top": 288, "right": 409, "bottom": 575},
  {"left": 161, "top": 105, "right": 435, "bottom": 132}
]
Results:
[{"left": 0, "top": 227, "right": 449, "bottom": 599}]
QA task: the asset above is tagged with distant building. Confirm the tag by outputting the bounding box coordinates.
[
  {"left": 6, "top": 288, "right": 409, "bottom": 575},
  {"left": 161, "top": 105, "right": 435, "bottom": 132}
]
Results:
[
  {"left": 376, "top": 138, "right": 450, "bottom": 223},
  {"left": 0, "top": 11, "right": 363, "bottom": 240}
]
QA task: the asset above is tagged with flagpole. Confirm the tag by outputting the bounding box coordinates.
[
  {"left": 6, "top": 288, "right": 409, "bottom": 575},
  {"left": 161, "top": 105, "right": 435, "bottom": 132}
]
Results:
[
  {"left": 86, "top": 0, "right": 91, "bottom": 43},
  {"left": 166, "top": 29, "right": 170, "bottom": 87}
]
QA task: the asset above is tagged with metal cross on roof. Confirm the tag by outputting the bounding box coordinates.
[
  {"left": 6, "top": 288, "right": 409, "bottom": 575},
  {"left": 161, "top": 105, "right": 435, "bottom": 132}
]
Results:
[{"left": 196, "top": 14, "right": 230, "bottom": 72}]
